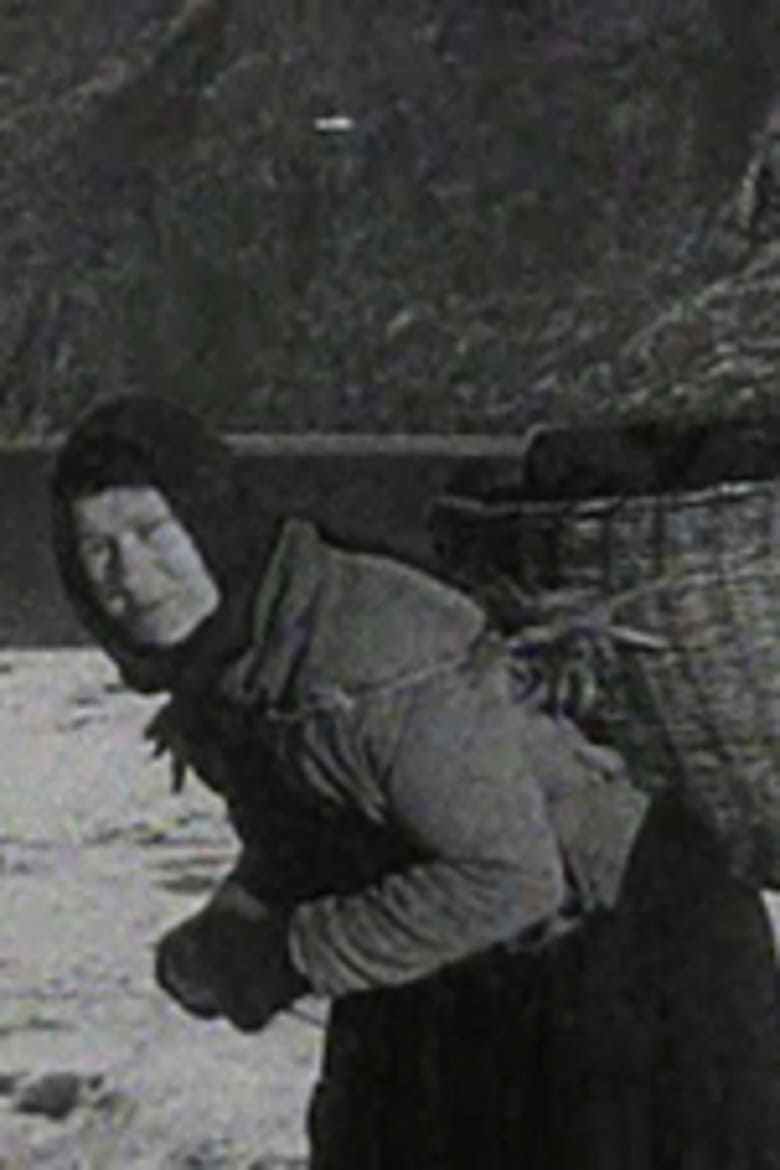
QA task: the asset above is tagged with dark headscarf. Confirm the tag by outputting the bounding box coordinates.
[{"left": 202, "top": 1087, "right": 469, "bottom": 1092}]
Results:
[
  {"left": 50, "top": 394, "right": 279, "bottom": 696},
  {"left": 51, "top": 396, "right": 421, "bottom": 894}
]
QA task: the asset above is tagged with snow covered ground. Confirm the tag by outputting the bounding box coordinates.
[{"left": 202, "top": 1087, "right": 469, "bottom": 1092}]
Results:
[
  {"left": 0, "top": 650, "right": 323, "bottom": 1169},
  {"left": 0, "top": 650, "right": 777, "bottom": 1169}
]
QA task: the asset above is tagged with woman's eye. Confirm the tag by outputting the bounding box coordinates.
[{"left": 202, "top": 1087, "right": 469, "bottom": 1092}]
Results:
[
  {"left": 137, "top": 519, "right": 168, "bottom": 542},
  {"left": 79, "top": 539, "right": 109, "bottom": 571}
]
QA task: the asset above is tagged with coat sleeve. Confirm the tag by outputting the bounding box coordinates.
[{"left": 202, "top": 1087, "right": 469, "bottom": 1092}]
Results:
[{"left": 287, "top": 664, "right": 569, "bottom": 996}]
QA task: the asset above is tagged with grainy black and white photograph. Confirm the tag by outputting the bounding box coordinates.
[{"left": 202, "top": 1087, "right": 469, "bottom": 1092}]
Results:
[{"left": 2, "top": 1, "right": 780, "bottom": 1167}]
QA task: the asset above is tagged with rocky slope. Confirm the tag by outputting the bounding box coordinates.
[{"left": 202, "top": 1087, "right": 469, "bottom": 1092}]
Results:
[{"left": 2, "top": 0, "right": 780, "bottom": 433}]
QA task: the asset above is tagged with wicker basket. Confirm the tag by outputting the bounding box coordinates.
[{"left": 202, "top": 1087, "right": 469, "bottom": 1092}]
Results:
[{"left": 427, "top": 421, "right": 780, "bottom": 889}]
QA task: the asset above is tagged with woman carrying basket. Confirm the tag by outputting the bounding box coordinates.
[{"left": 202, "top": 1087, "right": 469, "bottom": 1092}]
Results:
[{"left": 51, "top": 396, "right": 779, "bottom": 1168}]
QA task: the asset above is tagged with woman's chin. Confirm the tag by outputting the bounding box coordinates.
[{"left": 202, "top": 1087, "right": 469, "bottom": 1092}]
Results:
[
  {"left": 128, "top": 610, "right": 198, "bottom": 648},
  {"left": 127, "top": 596, "right": 218, "bottom": 648}
]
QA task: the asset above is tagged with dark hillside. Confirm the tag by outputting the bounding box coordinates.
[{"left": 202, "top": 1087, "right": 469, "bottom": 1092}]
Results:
[{"left": 2, "top": 0, "right": 780, "bottom": 433}]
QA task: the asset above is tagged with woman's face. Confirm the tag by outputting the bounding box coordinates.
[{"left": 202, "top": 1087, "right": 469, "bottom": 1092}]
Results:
[{"left": 72, "top": 486, "right": 220, "bottom": 646}]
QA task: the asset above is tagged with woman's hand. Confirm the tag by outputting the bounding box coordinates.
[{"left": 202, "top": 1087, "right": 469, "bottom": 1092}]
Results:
[
  {"left": 154, "top": 886, "right": 310, "bottom": 1032},
  {"left": 154, "top": 908, "right": 222, "bottom": 1019}
]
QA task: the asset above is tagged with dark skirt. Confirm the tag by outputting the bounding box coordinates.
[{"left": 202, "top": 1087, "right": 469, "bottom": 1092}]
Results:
[
  {"left": 612, "top": 794, "right": 780, "bottom": 1170},
  {"left": 307, "top": 796, "right": 780, "bottom": 1170},
  {"left": 308, "top": 940, "right": 567, "bottom": 1170}
]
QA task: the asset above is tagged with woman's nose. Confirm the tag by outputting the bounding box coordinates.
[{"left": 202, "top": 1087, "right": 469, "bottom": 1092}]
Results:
[{"left": 110, "top": 532, "right": 157, "bottom": 594}]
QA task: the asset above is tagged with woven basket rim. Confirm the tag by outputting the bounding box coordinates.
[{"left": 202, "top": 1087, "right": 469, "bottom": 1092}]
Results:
[{"left": 432, "top": 477, "right": 773, "bottom": 526}]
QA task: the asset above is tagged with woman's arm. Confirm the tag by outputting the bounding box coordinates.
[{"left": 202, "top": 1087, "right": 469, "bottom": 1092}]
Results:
[{"left": 289, "top": 671, "right": 569, "bottom": 996}]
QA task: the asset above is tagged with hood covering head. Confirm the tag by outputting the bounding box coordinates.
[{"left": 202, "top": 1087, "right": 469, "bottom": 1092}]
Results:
[{"left": 51, "top": 394, "right": 279, "bottom": 695}]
